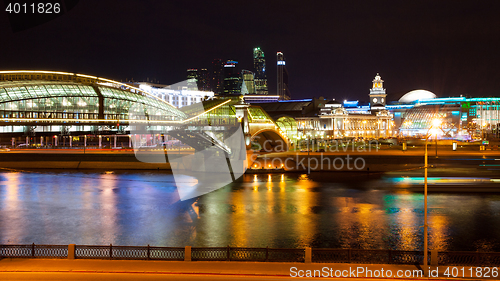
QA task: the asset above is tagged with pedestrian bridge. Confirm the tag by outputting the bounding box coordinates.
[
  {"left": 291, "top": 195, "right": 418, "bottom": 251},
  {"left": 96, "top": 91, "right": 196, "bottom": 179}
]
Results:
[{"left": 169, "top": 98, "right": 291, "bottom": 152}]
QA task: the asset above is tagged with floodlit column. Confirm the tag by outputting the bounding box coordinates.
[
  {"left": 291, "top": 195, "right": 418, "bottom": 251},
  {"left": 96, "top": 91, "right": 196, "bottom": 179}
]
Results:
[
  {"left": 129, "top": 135, "right": 132, "bottom": 148},
  {"left": 69, "top": 137, "right": 72, "bottom": 147},
  {"left": 114, "top": 135, "right": 117, "bottom": 148},
  {"left": 84, "top": 135, "right": 87, "bottom": 147},
  {"left": 55, "top": 136, "right": 58, "bottom": 146},
  {"left": 99, "top": 135, "right": 102, "bottom": 148},
  {"left": 40, "top": 136, "right": 43, "bottom": 146}
]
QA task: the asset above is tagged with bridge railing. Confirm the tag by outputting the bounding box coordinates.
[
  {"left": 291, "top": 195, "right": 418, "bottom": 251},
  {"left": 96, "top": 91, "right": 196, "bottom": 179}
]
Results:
[
  {"left": 0, "top": 244, "right": 67, "bottom": 259},
  {"left": 2, "top": 244, "right": 500, "bottom": 265},
  {"left": 312, "top": 249, "right": 423, "bottom": 264}
]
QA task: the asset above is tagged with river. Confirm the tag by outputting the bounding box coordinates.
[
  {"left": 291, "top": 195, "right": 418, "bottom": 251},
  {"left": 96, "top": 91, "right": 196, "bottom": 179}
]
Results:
[{"left": 1, "top": 169, "right": 499, "bottom": 252}]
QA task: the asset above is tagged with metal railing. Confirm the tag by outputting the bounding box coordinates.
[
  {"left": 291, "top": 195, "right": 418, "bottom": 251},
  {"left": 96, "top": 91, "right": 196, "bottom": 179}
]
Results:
[
  {"left": 312, "top": 249, "right": 423, "bottom": 264},
  {"left": 74, "top": 244, "right": 184, "bottom": 261},
  {"left": 0, "top": 244, "right": 67, "bottom": 259},
  {"left": 191, "top": 247, "right": 304, "bottom": 262},
  {"left": 439, "top": 251, "right": 500, "bottom": 266},
  {"left": 1, "top": 244, "right": 499, "bottom": 265}
]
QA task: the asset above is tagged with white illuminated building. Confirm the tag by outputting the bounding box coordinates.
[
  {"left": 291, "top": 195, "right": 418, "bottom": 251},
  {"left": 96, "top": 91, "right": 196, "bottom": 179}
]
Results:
[
  {"left": 398, "top": 89, "right": 437, "bottom": 103},
  {"left": 137, "top": 81, "right": 214, "bottom": 108}
]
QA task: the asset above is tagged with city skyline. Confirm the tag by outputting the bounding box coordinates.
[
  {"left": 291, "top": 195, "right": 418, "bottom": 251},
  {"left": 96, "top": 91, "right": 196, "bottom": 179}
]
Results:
[
  {"left": 186, "top": 47, "right": 286, "bottom": 98},
  {"left": 2, "top": 0, "right": 500, "bottom": 275},
  {"left": 1, "top": 1, "right": 500, "bottom": 101}
]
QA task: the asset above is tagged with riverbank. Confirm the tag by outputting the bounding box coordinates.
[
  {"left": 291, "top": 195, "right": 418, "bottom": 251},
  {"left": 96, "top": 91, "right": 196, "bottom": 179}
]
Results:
[
  {"left": 1, "top": 148, "right": 500, "bottom": 171},
  {"left": 0, "top": 149, "right": 174, "bottom": 170}
]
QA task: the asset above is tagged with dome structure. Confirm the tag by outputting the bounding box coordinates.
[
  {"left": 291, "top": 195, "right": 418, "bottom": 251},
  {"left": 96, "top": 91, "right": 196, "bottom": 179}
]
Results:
[{"left": 399, "top": 90, "right": 436, "bottom": 103}]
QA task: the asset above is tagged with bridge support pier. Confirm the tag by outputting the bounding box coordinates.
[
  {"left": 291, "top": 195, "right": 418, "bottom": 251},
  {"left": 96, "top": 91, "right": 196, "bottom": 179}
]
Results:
[{"left": 191, "top": 148, "right": 228, "bottom": 172}]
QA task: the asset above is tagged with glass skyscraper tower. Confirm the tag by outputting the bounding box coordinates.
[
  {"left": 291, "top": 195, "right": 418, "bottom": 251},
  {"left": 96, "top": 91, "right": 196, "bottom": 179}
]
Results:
[
  {"left": 223, "top": 60, "right": 241, "bottom": 95},
  {"left": 211, "top": 59, "right": 225, "bottom": 96},
  {"left": 253, "top": 47, "right": 268, "bottom": 95}
]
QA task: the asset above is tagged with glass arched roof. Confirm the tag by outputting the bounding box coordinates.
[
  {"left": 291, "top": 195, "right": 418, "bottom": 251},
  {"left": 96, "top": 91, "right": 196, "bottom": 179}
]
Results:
[{"left": 0, "top": 71, "right": 187, "bottom": 121}]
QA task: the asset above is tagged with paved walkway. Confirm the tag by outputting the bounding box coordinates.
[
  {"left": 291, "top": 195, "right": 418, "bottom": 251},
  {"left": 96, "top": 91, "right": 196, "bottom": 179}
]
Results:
[{"left": 0, "top": 258, "right": 490, "bottom": 280}]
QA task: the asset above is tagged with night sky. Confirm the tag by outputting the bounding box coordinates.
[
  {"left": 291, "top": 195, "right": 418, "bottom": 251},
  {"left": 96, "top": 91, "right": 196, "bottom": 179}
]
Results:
[{"left": 2, "top": 0, "right": 500, "bottom": 102}]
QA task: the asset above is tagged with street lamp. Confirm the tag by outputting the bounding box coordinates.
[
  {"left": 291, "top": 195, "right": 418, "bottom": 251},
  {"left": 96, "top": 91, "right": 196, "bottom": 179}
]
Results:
[
  {"left": 423, "top": 118, "right": 441, "bottom": 274},
  {"left": 431, "top": 119, "right": 441, "bottom": 158}
]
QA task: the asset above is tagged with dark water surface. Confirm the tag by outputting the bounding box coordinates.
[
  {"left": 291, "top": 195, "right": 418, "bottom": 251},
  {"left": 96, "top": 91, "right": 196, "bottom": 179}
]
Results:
[{"left": 1, "top": 170, "right": 500, "bottom": 252}]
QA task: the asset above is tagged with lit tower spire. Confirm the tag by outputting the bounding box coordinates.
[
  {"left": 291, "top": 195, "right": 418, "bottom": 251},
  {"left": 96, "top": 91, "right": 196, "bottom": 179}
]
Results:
[
  {"left": 276, "top": 52, "right": 290, "bottom": 100},
  {"left": 372, "top": 73, "right": 383, "bottom": 89},
  {"left": 369, "top": 73, "right": 387, "bottom": 111}
]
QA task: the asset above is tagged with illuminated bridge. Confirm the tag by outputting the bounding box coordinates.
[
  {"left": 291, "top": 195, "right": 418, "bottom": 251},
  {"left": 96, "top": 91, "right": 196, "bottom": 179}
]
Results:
[{"left": 0, "top": 71, "right": 289, "bottom": 151}]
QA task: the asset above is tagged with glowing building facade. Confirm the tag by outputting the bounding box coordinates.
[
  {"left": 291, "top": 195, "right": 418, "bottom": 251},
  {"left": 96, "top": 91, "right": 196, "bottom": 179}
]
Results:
[
  {"left": 0, "top": 71, "right": 188, "bottom": 146},
  {"left": 187, "top": 69, "right": 198, "bottom": 90},
  {"left": 253, "top": 47, "right": 268, "bottom": 95},
  {"left": 138, "top": 82, "right": 214, "bottom": 108},
  {"left": 223, "top": 60, "right": 241, "bottom": 95},
  {"left": 241, "top": 70, "right": 256, "bottom": 95}
]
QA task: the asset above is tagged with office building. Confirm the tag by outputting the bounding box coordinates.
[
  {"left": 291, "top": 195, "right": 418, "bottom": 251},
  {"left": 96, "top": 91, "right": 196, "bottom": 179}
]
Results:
[
  {"left": 187, "top": 69, "right": 198, "bottom": 90},
  {"left": 223, "top": 60, "right": 241, "bottom": 95},
  {"left": 198, "top": 68, "right": 210, "bottom": 91},
  {"left": 211, "top": 59, "right": 225, "bottom": 95},
  {"left": 241, "top": 70, "right": 256, "bottom": 95},
  {"left": 277, "top": 52, "right": 290, "bottom": 100},
  {"left": 253, "top": 47, "right": 268, "bottom": 95}
]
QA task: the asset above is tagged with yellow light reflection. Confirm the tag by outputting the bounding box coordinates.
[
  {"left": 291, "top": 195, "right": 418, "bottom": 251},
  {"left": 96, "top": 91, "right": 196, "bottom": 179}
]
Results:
[
  {"left": 280, "top": 174, "right": 286, "bottom": 192},
  {"left": 395, "top": 207, "right": 418, "bottom": 251},
  {"left": 291, "top": 174, "right": 317, "bottom": 247},
  {"left": 267, "top": 174, "right": 273, "bottom": 191},
  {"left": 429, "top": 215, "right": 449, "bottom": 251},
  {"left": 253, "top": 175, "right": 259, "bottom": 191},
  {"left": 98, "top": 173, "right": 119, "bottom": 243},
  {"left": 3, "top": 172, "right": 20, "bottom": 211}
]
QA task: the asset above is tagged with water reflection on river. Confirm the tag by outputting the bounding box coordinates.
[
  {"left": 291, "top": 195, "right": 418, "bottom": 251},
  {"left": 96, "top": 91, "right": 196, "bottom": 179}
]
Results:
[{"left": 1, "top": 170, "right": 499, "bottom": 252}]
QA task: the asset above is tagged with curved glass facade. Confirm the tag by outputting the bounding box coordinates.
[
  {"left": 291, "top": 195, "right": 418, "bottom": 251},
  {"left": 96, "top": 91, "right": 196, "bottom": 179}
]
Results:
[
  {"left": 275, "top": 116, "right": 297, "bottom": 140},
  {"left": 0, "top": 80, "right": 186, "bottom": 121}
]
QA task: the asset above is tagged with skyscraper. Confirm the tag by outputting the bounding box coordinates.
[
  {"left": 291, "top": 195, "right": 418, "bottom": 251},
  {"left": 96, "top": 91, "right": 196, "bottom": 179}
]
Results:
[
  {"left": 223, "top": 60, "right": 241, "bottom": 95},
  {"left": 211, "top": 59, "right": 225, "bottom": 95},
  {"left": 241, "top": 70, "right": 256, "bottom": 95},
  {"left": 187, "top": 68, "right": 198, "bottom": 90},
  {"left": 253, "top": 47, "right": 268, "bottom": 95},
  {"left": 277, "top": 52, "right": 290, "bottom": 100},
  {"left": 198, "top": 68, "right": 210, "bottom": 91}
]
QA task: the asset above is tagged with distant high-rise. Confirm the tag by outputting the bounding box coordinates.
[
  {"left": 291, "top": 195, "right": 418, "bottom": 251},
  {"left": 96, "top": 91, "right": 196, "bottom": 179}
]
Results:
[
  {"left": 187, "top": 69, "right": 198, "bottom": 90},
  {"left": 253, "top": 47, "right": 268, "bottom": 95},
  {"left": 276, "top": 52, "right": 290, "bottom": 100},
  {"left": 223, "top": 60, "right": 241, "bottom": 95},
  {"left": 211, "top": 59, "right": 225, "bottom": 95},
  {"left": 198, "top": 68, "right": 210, "bottom": 91},
  {"left": 241, "top": 70, "right": 256, "bottom": 95}
]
